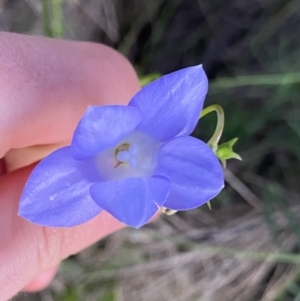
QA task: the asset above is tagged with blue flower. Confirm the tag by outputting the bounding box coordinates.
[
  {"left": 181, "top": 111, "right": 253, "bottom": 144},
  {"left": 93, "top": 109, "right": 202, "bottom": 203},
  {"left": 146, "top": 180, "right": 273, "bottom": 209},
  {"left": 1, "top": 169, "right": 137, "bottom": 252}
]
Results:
[{"left": 18, "top": 65, "right": 224, "bottom": 228}]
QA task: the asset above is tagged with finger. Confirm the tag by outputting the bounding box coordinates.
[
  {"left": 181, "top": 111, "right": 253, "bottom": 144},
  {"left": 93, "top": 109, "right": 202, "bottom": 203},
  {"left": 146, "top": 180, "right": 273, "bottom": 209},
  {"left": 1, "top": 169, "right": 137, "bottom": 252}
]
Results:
[
  {"left": 23, "top": 266, "right": 58, "bottom": 292},
  {"left": 0, "top": 32, "right": 140, "bottom": 170},
  {"left": 5, "top": 143, "right": 66, "bottom": 172},
  {"left": 0, "top": 165, "right": 125, "bottom": 301},
  {"left": 0, "top": 33, "right": 141, "bottom": 300}
]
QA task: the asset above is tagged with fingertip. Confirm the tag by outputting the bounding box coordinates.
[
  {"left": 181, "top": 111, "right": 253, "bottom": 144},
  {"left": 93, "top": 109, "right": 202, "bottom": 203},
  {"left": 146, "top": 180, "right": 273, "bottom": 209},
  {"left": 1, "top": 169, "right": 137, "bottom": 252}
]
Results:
[{"left": 0, "top": 33, "right": 140, "bottom": 170}]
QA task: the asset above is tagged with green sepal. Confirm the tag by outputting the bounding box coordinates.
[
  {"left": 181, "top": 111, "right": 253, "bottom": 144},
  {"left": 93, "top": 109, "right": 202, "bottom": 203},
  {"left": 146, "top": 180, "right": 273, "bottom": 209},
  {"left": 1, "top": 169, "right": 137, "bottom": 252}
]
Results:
[{"left": 216, "top": 137, "right": 242, "bottom": 167}]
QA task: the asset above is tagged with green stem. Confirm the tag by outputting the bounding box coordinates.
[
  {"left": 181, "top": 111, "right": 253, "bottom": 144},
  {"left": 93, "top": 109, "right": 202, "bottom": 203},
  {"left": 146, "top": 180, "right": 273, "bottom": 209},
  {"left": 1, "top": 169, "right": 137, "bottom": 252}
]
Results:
[
  {"left": 41, "top": 0, "right": 53, "bottom": 37},
  {"left": 41, "top": 0, "right": 64, "bottom": 38},
  {"left": 200, "top": 105, "right": 225, "bottom": 152},
  {"left": 52, "top": 0, "right": 64, "bottom": 38},
  {"left": 210, "top": 72, "right": 300, "bottom": 89}
]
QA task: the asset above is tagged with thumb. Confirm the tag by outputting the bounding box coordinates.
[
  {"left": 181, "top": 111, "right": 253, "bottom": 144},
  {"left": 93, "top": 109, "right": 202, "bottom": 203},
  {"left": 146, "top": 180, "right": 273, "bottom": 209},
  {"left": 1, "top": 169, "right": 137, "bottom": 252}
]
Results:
[{"left": 0, "top": 33, "right": 140, "bottom": 301}]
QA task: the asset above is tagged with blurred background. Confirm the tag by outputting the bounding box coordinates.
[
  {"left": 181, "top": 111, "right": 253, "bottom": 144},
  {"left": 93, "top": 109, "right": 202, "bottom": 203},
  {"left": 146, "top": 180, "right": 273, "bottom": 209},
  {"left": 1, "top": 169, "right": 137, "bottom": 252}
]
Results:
[{"left": 3, "top": 0, "right": 300, "bottom": 300}]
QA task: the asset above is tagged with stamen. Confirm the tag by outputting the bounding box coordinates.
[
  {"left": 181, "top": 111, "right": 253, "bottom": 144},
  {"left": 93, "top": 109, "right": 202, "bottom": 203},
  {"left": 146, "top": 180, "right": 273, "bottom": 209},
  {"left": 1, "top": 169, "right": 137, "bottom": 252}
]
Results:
[
  {"left": 115, "top": 143, "right": 130, "bottom": 156},
  {"left": 114, "top": 161, "right": 123, "bottom": 169}
]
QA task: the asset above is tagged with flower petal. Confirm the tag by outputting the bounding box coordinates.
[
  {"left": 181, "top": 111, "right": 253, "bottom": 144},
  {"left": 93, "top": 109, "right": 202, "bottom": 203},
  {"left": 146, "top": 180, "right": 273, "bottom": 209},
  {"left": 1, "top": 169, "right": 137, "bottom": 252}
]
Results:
[
  {"left": 155, "top": 136, "right": 224, "bottom": 210},
  {"left": 71, "top": 105, "right": 143, "bottom": 160},
  {"left": 18, "top": 147, "right": 102, "bottom": 227},
  {"left": 90, "top": 176, "right": 170, "bottom": 228},
  {"left": 129, "top": 65, "right": 208, "bottom": 141}
]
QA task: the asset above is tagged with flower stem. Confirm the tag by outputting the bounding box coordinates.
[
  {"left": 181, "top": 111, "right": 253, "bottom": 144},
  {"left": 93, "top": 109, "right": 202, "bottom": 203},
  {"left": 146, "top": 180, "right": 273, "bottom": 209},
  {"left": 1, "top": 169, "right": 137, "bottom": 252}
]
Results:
[
  {"left": 41, "top": 0, "right": 53, "bottom": 37},
  {"left": 41, "top": 0, "right": 64, "bottom": 38},
  {"left": 200, "top": 104, "right": 225, "bottom": 152},
  {"left": 52, "top": 0, "right": 64, "bottom": 38},
  {"left": 210, "top": 72, "right": 300, "bottom": 89}
]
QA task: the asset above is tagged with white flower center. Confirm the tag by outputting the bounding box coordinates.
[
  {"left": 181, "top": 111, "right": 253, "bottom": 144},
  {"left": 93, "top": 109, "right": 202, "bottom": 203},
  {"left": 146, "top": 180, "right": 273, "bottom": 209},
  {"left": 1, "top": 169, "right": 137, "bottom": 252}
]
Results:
[{"left": 94, "top": 131, "right": 159, "bottom": 181}]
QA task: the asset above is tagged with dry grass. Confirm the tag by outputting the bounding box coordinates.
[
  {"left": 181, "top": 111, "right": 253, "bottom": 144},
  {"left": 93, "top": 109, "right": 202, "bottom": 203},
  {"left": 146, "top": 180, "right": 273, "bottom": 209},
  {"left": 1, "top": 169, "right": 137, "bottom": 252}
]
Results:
[{"left": 21, "top": 202, "right": 299, "bottom": 301}]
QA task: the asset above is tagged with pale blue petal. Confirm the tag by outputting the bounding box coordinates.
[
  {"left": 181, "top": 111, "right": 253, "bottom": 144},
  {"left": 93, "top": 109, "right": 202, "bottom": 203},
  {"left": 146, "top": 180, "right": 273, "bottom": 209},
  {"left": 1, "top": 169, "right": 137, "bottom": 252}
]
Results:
[
  {"left": 129, "top": 65, "right": 208, "bottom": 141},
  {"left": 18, "top": 147, "right": 102, "bottom": 227},
  {"left": 71, "top": 105, "right": 143, "bottom": 160},
  {"left": 90, "top": 176, "right": 170, "bottom": 228},
  {"left": 155, "top": 136, "right": 224, "bottom": 210}
]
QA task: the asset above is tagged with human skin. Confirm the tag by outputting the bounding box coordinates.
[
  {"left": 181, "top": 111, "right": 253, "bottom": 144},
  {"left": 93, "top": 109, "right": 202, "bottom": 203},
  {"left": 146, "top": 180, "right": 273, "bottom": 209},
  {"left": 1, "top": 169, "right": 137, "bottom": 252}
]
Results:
[{"left": 0, "top": 32, "right": 140, "bottom": 301}]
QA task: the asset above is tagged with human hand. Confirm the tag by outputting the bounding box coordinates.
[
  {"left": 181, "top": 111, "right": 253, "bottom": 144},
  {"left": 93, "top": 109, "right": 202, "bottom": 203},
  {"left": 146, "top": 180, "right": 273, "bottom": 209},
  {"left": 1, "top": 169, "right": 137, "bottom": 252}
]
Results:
[{"left": 0, "top": 32, "right": 140, "bottom": 301}]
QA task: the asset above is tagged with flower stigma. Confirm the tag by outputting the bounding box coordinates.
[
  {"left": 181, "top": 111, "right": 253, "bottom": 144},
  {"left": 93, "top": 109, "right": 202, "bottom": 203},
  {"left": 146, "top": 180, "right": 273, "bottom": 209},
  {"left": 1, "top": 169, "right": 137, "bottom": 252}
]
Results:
[
  {"left": 94, "top": 131, "right": 159, "bottom": 181},
  {"left": 115, "top": 143, "right": 140, "bottom": 168}
]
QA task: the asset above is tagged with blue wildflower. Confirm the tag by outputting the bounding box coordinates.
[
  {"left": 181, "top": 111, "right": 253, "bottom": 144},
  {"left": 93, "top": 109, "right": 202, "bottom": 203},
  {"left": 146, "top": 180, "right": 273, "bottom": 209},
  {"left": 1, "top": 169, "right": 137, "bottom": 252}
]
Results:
[{"left": 18, "top": 65, "right": 224, "bottom": 228}]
